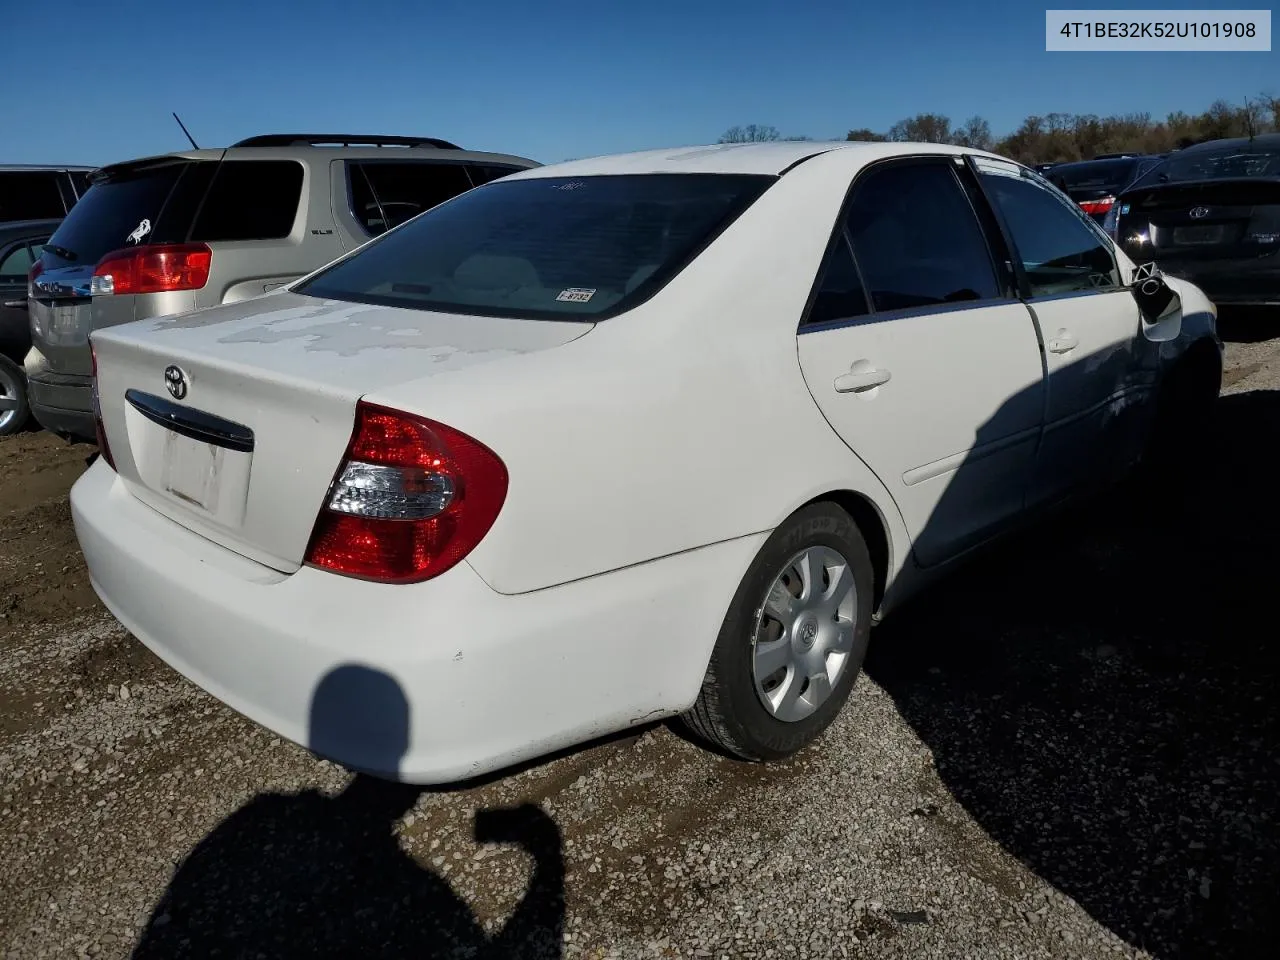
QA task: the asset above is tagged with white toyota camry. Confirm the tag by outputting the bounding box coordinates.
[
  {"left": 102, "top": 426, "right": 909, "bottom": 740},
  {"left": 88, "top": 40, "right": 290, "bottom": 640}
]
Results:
[{"left": 71, "top": 141, "right": 1222, "bottom": 783}]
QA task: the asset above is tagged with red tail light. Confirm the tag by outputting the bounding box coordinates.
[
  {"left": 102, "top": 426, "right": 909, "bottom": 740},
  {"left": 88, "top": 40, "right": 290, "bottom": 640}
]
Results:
[
  {"left": 1078, "top": 196, "right": 1116, "bottom": 217},
  {"left": 89, "top": 340, "right": 115, "bottom": 470},
  {"left": 91, "top": 244, "right": 212, "bottom": 297},
  {"left": 304, "top": 402, "right": 508, "bottom": 583}
]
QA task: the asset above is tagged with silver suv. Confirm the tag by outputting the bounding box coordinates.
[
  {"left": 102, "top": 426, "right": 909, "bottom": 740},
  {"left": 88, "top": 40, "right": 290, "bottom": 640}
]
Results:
[{"left": 26, "top": 134, "right": 538, "bottom": 441}]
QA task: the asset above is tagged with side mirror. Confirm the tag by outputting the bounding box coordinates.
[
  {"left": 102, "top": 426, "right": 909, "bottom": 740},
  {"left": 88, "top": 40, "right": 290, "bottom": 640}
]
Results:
[{"left": 1130, "top": 262, "right": 1182, "bottom": 342}]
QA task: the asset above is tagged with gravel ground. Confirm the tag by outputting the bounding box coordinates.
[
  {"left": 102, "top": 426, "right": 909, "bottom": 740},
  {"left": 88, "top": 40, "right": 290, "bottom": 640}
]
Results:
[{"left": 2, "top": 316, "right": 1279, "bottom": 959}]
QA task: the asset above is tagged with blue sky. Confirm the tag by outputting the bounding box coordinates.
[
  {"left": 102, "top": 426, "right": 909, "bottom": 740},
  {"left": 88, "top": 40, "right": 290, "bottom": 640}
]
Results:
[{"left": 4, "top": 0, "right": 1276, "bottom": 167}]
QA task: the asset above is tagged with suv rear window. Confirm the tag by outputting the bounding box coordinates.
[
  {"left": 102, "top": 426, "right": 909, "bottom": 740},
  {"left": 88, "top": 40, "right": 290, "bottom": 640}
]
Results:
[
  {"left": 41, "top": 163, "right": 189, "bottom": 269},
  {"left": 299, "top": 173, "right": 774, "bottom": 321},
  {"left": 0, "top": 171, "right": 66, "bottom": 222},
  {"left": 348, "top": 161, "right": 502, "bottom": 236},
  {"left": 1050, "top": 159, "right": 1139, "bottom": 194},
  {"left": 191, "top": 160, "right": 304, "bottom": 242}
]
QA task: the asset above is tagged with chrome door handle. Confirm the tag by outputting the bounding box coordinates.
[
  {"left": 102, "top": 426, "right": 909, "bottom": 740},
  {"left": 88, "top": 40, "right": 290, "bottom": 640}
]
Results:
[
  {"left": 1047, "top": 330, "right": 1078, "bottom": 354},
  {"left": 834, "top": 363, "right": 892, "bottom": 394}
]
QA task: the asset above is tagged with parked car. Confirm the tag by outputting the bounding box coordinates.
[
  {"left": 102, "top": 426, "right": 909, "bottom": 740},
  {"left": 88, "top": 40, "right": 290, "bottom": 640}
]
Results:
[
  {"left": 0, "top": 219, "right": 62, "bottom": 435},
  {"left": 1112, "top": 134, "right": 1280, "bottom": 307},
  {"left": 1047, "top": 155, "right": 1165, "bottom": 225},
  {"left": 26, "top": 134, "right": 539, "bottom": 442},
  {"left": 0, "top": 165, "right": 94, "bottom": 224},
  {"left": 72, "top": 141, "right": 1222, "bottom": 784}
]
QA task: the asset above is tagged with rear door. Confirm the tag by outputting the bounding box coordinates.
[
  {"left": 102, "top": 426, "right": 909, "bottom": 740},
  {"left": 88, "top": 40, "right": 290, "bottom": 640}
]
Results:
[
  {"left": 976, "top": 158, "right": 1148, "bottom": 507},
  {"left": 796, "top": 157, "right": 1045, "bottom": 567}
]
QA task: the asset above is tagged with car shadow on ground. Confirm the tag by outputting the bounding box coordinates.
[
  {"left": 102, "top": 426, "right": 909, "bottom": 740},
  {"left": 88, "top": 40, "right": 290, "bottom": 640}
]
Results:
[
  {"left": 130, "top": 665, "right": 566, "bottom": 959},
  {"left": 866, "top": 389, "right": 1280, "bottom": 959}
]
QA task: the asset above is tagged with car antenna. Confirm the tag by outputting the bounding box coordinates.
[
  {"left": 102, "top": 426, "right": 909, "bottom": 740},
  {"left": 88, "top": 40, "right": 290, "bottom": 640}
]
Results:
[{"left": 172, "top": 112, "right": 199, "bottom": 150}]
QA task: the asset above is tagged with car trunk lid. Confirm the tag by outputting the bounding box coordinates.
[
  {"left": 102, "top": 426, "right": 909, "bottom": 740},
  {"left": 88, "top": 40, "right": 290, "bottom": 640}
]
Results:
[
  {"left": 92, "top": 292, "right": 593, "bottom": 572},
  {"left": 1117, "top": 179, "right": 1280, "bottom": 263}
]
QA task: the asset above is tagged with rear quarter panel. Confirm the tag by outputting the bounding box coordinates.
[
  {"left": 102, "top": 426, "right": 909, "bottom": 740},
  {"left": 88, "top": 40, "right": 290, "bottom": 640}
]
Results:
[{"left": 365, "top": 151, "right": 914, "bottom": 597}]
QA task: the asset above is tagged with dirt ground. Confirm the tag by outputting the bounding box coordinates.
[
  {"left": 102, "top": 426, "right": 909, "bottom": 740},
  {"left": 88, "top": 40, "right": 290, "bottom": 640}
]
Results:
[{"left": 3, "top": 316, "right": 1280, "bottom": 959}]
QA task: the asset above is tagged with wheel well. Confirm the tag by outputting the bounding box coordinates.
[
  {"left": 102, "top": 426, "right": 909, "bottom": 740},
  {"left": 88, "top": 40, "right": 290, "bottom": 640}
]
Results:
[
  {"left": 804, "top": 490, "right": 890, "bottom": 612},
  {"left": 1182, "top": 337, "right": 1224, "bottom": 392}
]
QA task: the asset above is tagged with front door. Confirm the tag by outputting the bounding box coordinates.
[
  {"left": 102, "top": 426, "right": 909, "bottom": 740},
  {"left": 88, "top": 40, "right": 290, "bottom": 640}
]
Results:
[{"left": 796, "top": 158, "right": 1046, "bottom": 567}]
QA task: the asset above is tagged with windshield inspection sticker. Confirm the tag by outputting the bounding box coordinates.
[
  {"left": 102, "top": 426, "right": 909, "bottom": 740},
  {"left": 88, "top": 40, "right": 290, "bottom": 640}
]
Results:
[
  {"left": 555, "top": 287, "right": 596, "bottom": 303},
  {"left": 127, "top": 218, "right": 152, "bottom": 244}
]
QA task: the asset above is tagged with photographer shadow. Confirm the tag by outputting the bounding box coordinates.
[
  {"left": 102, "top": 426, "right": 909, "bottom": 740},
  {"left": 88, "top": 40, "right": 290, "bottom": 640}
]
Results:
[{"left": 132, "top": 665, "right": 565, "bottom": 959}]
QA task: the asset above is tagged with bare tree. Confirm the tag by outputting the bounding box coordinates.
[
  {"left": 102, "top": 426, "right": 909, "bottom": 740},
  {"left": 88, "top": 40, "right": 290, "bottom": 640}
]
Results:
[
  {"left": 845, "top": 128, "right": 887, "bottom": 142},
  {"left": 719, "top": 124, "right": 782, "bottom": 143},
  {"left": 885, "top": 113, "right": 952, "bottom": 144},
  {"left": 952, "top": 116, "right": 993, "bottom": 150}
]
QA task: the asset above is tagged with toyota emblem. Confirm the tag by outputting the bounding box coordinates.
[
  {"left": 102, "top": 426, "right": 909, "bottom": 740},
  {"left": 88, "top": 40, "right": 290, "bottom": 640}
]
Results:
[
  {"left": 164, "top": 365, "right": 188, "bottom": 400},
  {"left": 1189, "top": 206, "right": 1211, "bottom": 219}
]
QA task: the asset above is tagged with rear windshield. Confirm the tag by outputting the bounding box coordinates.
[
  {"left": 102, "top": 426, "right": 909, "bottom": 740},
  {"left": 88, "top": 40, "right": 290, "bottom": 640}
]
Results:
[
  {"left": 41, "top": 163, "right": 188, "bottom": 269},
  {"left": 0, "top": 171, "right": 66, "bottom": 222},
  {"left": 296, "top": 173, "right": 774, "bottom": 321},
  {"left": 1131, "top": 145, "right": 1280, "bottom": 188},
  {"left": 1051, "top": 159, "right": 1138, "bottom": 191}
]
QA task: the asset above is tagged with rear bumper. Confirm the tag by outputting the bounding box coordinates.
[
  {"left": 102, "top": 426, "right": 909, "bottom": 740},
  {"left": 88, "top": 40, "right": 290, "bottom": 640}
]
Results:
[
  {"left": 70, "top": 460, "right": 764, "bottom": 784},
  {"left": 27, "top": 369, "right": 94, "bottom": 440},
  {"left": 1157, "top": 258, "right": 1280, "bottom": 307}
]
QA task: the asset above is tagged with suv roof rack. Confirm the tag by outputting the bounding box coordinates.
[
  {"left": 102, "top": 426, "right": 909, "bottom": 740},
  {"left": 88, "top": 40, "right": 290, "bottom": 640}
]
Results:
[{"left": 230, "top": 134, "right": 461, "bottom": 150}]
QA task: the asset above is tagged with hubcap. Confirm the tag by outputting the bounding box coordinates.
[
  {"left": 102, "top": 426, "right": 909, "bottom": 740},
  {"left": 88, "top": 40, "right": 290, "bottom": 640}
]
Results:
[
  {"left": 0, "top": 366, "right": 19, "bottom": 433},
  {"left": 751, "top": 545, "right": 858, "bottom": 723}
]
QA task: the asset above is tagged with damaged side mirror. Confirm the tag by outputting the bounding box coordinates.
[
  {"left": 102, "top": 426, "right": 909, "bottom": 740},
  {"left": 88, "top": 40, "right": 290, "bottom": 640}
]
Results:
[{"left": 1131, "top": 262, "right": 1183, "bottom": 342}]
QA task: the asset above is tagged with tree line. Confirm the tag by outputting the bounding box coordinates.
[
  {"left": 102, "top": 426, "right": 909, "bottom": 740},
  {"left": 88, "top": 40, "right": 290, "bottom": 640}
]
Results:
[{"left": 720, "top": 93, "right": 1280, "bottom": 164}]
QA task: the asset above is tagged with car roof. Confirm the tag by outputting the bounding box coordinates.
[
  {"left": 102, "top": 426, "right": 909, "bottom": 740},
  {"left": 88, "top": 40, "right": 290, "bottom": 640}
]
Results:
[
  {"left": 1178, "top": 133, "right": 1280, "bottom": 153},
  {"left": 0, "top": 164, "right": 96, "bottom": 172},
  {"left": 505, "top": 141, "right": 1000, "bottom": 179},
  {"left": 0, "top": 218, "right": 62, "bottom": 241},
  {"left": 93, "top": 144, "right": 539, "bottom": 179}
]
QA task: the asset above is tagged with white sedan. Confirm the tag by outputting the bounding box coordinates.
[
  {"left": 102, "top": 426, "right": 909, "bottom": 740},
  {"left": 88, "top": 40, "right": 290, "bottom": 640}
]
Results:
[{"left": 71, "top": 141, "right": 1222, "bottom": 783}]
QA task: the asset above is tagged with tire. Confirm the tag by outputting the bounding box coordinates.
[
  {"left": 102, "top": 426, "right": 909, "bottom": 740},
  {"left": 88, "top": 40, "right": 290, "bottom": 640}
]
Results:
[
  {"left": 683, "top": 502, "right": 875, "bottom": 762},
  {"left": 0, "top": 356, "right": 31, "bottom": 437}
]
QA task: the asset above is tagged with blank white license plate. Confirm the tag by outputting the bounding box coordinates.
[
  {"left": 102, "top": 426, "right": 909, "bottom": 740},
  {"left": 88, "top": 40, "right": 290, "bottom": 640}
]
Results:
[{"left": 160, "top": 430, "right": 224, "bottom": 512}]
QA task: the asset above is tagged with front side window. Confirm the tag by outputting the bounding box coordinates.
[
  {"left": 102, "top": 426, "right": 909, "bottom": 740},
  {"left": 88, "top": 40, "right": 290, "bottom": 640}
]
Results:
[
  {"left": 348, "top": 162, "right": 477, "bottom": 236},
  {"left": 844, "top": 162, "right": 1001, "bottom": 312},
  {"left": 981, "top": 171, "right": 1119, "bottom": 297},
  {"left": 300, "top": 173, "right": 774, "bottom": 321}
]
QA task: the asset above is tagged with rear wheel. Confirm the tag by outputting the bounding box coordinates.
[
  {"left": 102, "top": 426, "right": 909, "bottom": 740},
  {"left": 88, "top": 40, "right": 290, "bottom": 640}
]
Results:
[
  {"left": 683, "top": 502, "right": 875, "bottom": 761},
  {"left": 0, "top": 357, "right": 30, "bottom": 436}
]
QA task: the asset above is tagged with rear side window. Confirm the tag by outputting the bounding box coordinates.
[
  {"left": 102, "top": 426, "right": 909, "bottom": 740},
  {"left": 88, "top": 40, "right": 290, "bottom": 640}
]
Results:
[
  {"left": 348, "top": 161, "right": 478, "bottom": 236},
  {"left": 190, "top": 160, "right": 304, "bottom": 242},
  {"left": 981, "top": 172, "right": 1119, "bottom": 297},
  {"left": 300, "top": 173, "right": 774, "bottom": 320},
  {"left": 806, "top": 236, "right": 870, "bottom": 325},
  {"left": 845, "top": 163, "right": 1001, "bottom": 312},
  {"left": 41, "top": 163, "right": 188, "bottom": 269},
  {"left": 0, "top": 171, "right": 66, "bottom": 222}
]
